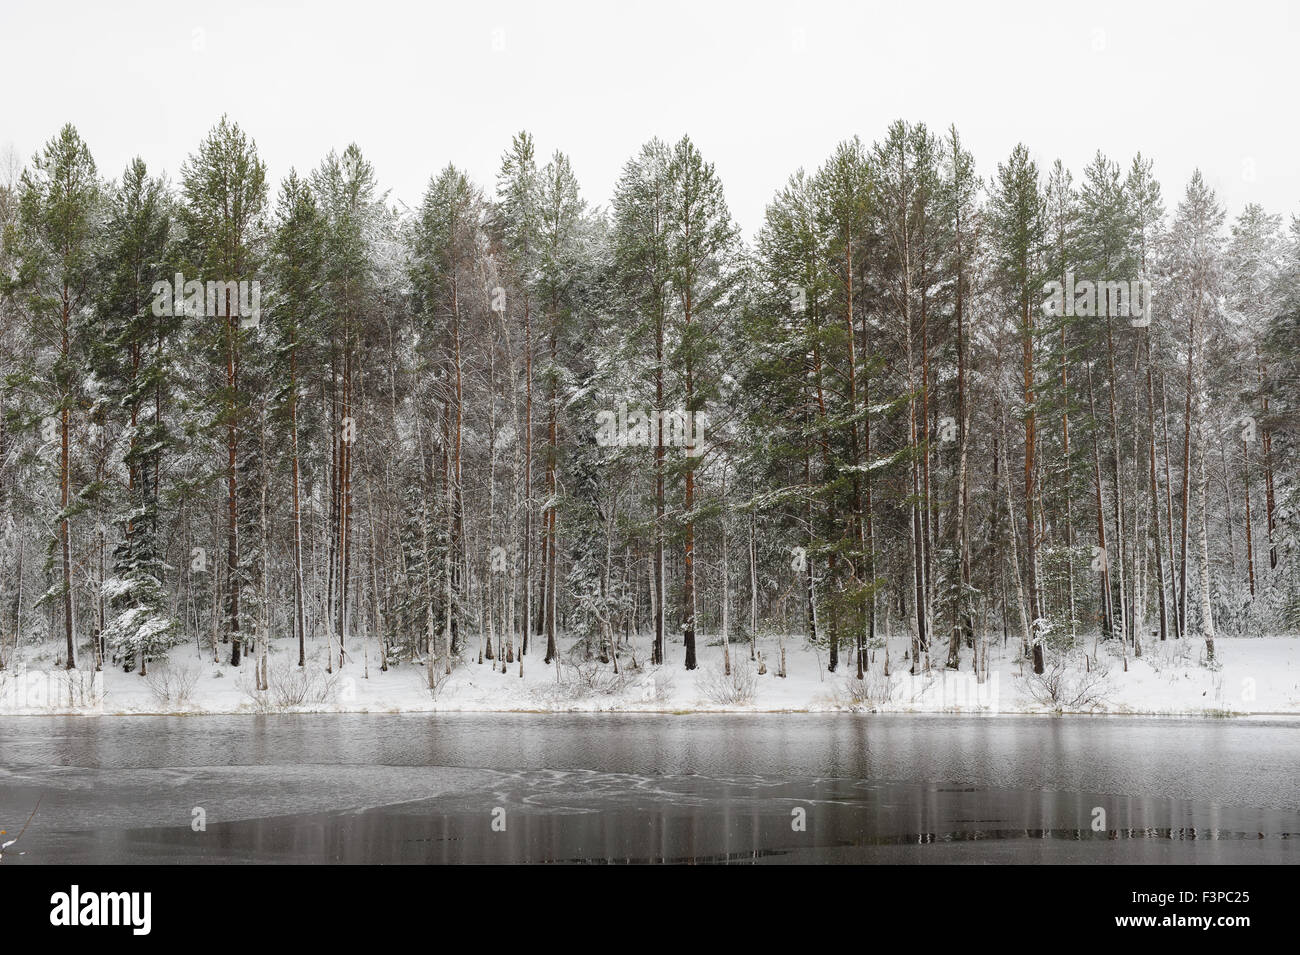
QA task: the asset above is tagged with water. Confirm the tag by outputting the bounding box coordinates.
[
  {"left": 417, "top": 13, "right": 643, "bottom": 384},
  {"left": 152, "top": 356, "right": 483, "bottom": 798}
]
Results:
[{"left": 1, "top": 714, "right": 1296, "bottom": 863}]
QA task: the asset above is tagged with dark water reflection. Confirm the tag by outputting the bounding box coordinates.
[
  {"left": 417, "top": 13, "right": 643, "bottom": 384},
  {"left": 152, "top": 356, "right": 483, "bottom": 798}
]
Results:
[{"left": 1, "top": 714, "right": 1296, "bottom": 863}]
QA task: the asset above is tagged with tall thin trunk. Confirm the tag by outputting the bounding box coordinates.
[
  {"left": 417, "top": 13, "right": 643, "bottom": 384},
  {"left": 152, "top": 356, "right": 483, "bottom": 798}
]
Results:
[
  {"left": 947, "top": 208, "right": 972, "bottom": 668},
  {"left": 1144, "top": 332, "right": 1169, "bottom": 642},
  {"left": 748, "top": 507, "right": 758, "bottom": 662},
  {"left": 1087, "top": 362, "right": 1115, "bottom": 639},
  {"left": 999, "top": 405, "right": 1032, "bottom": 660},
  {"left": 1257, "top": 356, "right": 1278, "bottom": 570},
  {"left": 681, "top": 278, "right": 698, "bottom": 671},
  {"left": 1197, "top": 419, "right": 1216, "bottom": 661},
  {"left": 60, "top": 294, "right": 75, "bottom": 668},
  {"left": 802, "top": 422, "right": 818, "bottom": 650},
  {"left": 1177, "top": 280, "right": 1198, "bottom": 645},
  {"left": 1021, "top": 281, "right": 1042, "bottom": 674},
  {"left": 816, "top": 387, "right": 838, "bottom": 674},
  {"left": 522, "top": 290, "right": 532, "bottom": 657},
  {"left": 1243, "top": 428, "right": 1255, "bottom": 597},
  {"left": 1160, "top": 369, "right": 1180, "bottom": 638},
  {"left": 226, "top": 293, "right": 241, "bottom": 667},
  {"left": 543, "top": 291, "right": 559, "bottom": 664},
  {"left": 1103, "top": 313, "right": 1129, "bottom": 647},
  {"left": 291, "top": 332, "right": 306, "bottom": 666},
  {"left": 840, "top": 227, "right": 865, "bottom": 676},
  {"left": 653, "top": 295, "right": 665, "bottom": 666}
]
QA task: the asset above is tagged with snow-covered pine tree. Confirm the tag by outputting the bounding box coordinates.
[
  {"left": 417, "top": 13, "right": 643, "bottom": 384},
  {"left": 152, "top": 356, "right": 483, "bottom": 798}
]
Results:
[
  {"left": 664, "top": 137, "right": 742, "bottom": 671},
  {"left": 94, "top": 157, "right": 179, "bottom": 673},
  {"left": 178, "top": 116, "right": 268, "bottom": 668},
  {"left": 5, "top": 124, "right": 103, "bottom": 670}
]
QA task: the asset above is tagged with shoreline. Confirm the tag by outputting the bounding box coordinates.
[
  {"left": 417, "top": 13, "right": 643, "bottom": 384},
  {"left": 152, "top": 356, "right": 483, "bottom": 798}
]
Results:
[
  {"left": 4, "top": 634, "right": 1296, "bottom": 721},
  {"left": 4, "top": 706, "right": 1298, "bottom": 720}
]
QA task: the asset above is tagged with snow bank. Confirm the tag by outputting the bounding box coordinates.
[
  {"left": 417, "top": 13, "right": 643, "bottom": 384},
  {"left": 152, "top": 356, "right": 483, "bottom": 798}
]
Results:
[{"left": 1, "top": 634, "right": 1295, "bottom": 718}]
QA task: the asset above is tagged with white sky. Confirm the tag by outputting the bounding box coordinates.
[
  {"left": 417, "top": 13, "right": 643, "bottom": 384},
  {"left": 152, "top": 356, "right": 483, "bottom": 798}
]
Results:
[{"left": 3, "top": 0, "right": 1297, "bottom": 239}]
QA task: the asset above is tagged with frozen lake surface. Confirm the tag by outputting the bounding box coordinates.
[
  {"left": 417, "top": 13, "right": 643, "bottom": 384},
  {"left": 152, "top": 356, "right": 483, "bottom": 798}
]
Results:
[{"left": 1, "top": 714, "right": 1296, "bottom": 863}]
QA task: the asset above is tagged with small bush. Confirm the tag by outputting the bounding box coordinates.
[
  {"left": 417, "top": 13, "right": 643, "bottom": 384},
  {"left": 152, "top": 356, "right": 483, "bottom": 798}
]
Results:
[
  {"left": 1021, "top": 650, "right": 1113, "bottom": 712},
  {"left": 269, "top": 658, "right": 338, "bottom": 707},
  {"left": 696, "top": 658, "right": 758, "bottom": 706},
  {"left": 565, "top": 659, "right": 625, "bottom": 696},
  {"left": 417, "top": 658, "right": 452, "bottom": 700},
  {"left": 1144, "top": 637, "right": 1193, "bottom": 674},
  {"left": 529, "top": 659, "right": 630, "bottom": 706},
  {"left": 144, "top": 661, "right": 201, "bottom": 708},
  {"left": 835, "top": 669, "right": 892, "bottom": 709},
  {"left": 240, "top": 655, "right": 337, "bottom": 711}
]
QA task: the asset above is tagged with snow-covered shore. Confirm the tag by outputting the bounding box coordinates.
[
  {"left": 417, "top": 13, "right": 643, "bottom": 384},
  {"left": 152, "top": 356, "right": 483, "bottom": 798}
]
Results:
[{"left": 2, "top": 634, "right": 1296, "bottom": 718}]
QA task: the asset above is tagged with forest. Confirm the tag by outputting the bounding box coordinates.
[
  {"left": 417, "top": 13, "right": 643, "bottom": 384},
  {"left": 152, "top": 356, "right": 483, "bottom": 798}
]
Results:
[{"left": 1, "top": 116, "right": 1297, "bottom": 701}]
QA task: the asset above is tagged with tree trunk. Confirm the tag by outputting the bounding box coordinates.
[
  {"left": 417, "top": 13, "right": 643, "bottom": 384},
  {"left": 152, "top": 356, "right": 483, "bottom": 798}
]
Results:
[{"left": 1144, "top": 332, "right": 1169, "bottom": 642}]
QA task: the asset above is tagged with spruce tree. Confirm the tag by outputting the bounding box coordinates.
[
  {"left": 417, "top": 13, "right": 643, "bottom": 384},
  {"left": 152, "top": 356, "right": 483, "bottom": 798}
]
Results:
[{"left": 95, "top": 158, "right": 178, "bottom": 673}]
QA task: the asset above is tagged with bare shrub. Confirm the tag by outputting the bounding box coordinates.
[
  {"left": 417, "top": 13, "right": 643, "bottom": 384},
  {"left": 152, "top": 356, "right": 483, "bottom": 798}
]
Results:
[
  {"left": 696, "top": 658, "right": 758, "bottom": 706},
  {"left": 416, "top": 659, "right": 452, "bottom": 701},
  {"left": 1144, "top": 637, "right": 1194, "bottom": 675},
  {"left": 269, "top": 658, "right": 337, "bottom": 707},
  {"left": 144, "top": 661, "right": 201, "bottom": 708},
  {"left": 834, "top": 668, "right": 892, "bottom": 709},
  {"left": 56, "top": 668, "right": 105, "bottom": 709},
  {"left": 531, "top": 659, "right": 628, "bottom": 706},
  {"left": 240, "top": 656, "right": 337, "bottom": 711},
  {"left": 1021, "top": 650, "right": 1113, "bottom": 712},
  {"left": 237, "top": 667, "right": 276, "bottom": 712},
  {"left": 568, "top": 658, "right": 625, "bottom": 695}
]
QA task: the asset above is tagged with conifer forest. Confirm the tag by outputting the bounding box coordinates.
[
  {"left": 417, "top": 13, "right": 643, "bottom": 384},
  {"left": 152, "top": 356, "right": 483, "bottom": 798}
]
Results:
[{"left": 1, "top": 115, "right": 1296, "bottom": 707}]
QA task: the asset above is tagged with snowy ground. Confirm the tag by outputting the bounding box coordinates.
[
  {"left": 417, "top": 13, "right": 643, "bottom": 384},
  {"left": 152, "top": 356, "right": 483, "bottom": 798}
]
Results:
[{"left": 2, "top": 632, "right": 1297, "bottom": 717}]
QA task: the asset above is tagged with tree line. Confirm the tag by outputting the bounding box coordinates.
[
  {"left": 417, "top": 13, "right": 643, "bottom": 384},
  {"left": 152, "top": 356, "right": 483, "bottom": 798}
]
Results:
[{"left": 1, "top": 117, "right": 1296, "bottom": 684}]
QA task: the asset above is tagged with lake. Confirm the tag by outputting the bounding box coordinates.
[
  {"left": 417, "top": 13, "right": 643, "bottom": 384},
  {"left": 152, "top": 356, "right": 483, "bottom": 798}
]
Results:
[{"left": 1, "top": 713, "right": 1296, "bottom": 863}]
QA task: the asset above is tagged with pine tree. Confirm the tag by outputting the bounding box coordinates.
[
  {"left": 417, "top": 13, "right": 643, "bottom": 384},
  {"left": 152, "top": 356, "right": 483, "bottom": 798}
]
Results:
[
  {"left": 494, "top": 131, "right": 540, "bottom": 665},
  {"left": 1226, "top": 203, "right": 1284, "bottom": 597},
  {"left": 939, "top": 126, "right": 981, "bottom": 668},
  {"left": 872, "top": 121, "right": 945, "bottom": 673},
  {"left": 269, "top": 169, "right": 325, "bottom": 667},
  {"left": 611, "top": 139, "right": 674, "bottom": 666},
  {"left": 5, "top": 124, "right": 103, "bottom": 670},
  {"left": 988, "top": 143, "right": 1046, "bottom": 674},
  {"left": 313, "top": 144, "right": 383, "bottom": 670},
  {"left": 179, "top": 116, "right": 267, "bottom": 668},
  {"left": 813, "top": 137, "right": 872, "bottom": 674},
  {"left": 1125, "top": 155, "right": 1168, "bottom": 643},
  {"left": 754, "top": 168, "right": 836, "bottom": 675},
  {"left": 535, "top": 151, "right": 587, "bottom": 665},
  {"left": 412, "top": 165, "right": 483, "bottom": 672},
  {"left": 1164, "top": 170, "right": 1226, "bottom": 661},
  {"left": 1077, "top": 152, "right": 1138, "bottom": 652},
  {"left": 664, "top": 136, "right": 742, "bottom": 670}
]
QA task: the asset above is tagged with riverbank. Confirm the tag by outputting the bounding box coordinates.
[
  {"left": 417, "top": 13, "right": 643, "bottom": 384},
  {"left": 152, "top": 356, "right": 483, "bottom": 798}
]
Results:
[{"left": 1, "top": 634, "right": 1296, "bottom": 717}]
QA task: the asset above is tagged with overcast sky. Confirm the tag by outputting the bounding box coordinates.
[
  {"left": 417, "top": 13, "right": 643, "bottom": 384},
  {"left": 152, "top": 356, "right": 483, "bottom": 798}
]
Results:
[{"left": 3, "top": 0, "right": 1297, "bottom": 239}]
